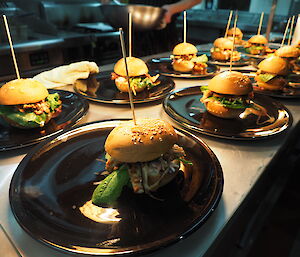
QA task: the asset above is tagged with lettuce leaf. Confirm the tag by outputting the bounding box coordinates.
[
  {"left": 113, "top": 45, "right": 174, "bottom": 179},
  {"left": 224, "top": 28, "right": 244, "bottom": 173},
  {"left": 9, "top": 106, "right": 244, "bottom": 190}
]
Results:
[
  {"left": 46, "top": 93, "right": 61, "bottom": 112},
  {"left": 130, "top": 77, "right": 155, "bottom": 89},
  {"left": 200, "top": 85, "right": 209, "bottom": 92},
  {"left": 0, "top": 105, "right": 47, "bottom": 128},
  {"left": 191, "top": 54, "right": 208, "bottom": 63},
  {"left": 92, "top": 165, "right": 130, "bottom": 206},
  {"left": 245, "top": 45, "right": 264, "bottom": 53},
  {"left": 257, "top": 73, "right": 276, "bottom": 82},
  {"left": 212, "top": 96, "right": 249, "bottom": 109}
]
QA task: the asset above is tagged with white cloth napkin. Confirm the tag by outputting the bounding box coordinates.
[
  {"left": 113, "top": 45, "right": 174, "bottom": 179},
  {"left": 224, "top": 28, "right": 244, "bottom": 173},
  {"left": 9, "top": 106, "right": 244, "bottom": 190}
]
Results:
[{"left": 33, "top": 61, "right": 99, "bottom": 88}]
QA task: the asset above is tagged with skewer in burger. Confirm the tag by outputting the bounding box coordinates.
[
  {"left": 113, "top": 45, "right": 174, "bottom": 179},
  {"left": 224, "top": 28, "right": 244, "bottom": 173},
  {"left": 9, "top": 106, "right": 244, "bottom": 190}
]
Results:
[
  {"left": 275, "top": 45, "right": 300, "bottom": 71},
  {"left": 0, "top": 78, "right": 62, "bottom": 129},
  {"left": 111, "top": 57, "right": 160, "bottom": 95},
  {"left": 201, "top": 71, "right": 269, "bottom": 120},
  {"left": 244, "top": 35, "right": 273, "bottom": 55},
  {"left": 227, "top": 27, "right": 244, "bottom": 45},
  {"left": 92, "top": 118, "right": 187, "bottom": 206},
  {"left": 210, "top": 37, "right": 241, "bottom": 62},
  {"left": 254, "top": 55, "right": 289, "bottom": 91},
  {"left": 170, "top": 42, "right": 208, "bottom": 74}
]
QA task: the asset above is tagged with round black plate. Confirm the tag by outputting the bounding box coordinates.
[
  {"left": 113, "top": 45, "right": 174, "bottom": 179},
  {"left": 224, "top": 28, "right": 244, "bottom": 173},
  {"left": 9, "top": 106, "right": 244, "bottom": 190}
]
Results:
[
  {"left": 163, "top": 87, "right": 293, "bottom": 140},
  {"left": 73, "top": 72, "right": 175, "bottom": 104},
  {"left": 207, "top": 54, "right": 250, "bottom": 67},
  {"left": 146, "top": 58, "right": 219, "bottom": 78},
  {"left": 9, "top": 120, "right": 223, "bottom": 256},
  {"left": 0, "top": 89, "right": 89, "bottom": 151}
]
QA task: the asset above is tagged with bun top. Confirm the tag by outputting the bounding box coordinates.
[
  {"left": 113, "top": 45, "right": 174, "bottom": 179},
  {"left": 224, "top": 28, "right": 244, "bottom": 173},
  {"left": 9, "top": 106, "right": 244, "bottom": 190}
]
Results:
[
  {"left": 227, "top": 27, "right": 243, "bottom": 36},
  {"left": 213, "top": 37, "right": 234, "bottom": 49},
  {"left": 172, "top": 42, "right": 198, "bottom": 55},
  {"left": 114, "top": 57, "right": 148, "bottom": 77},
  {"left": 248, "top": 35, "right": 268, "bottom": 44},
  {"left": 0, "top": 78, "right": 48, "bottom": 105},
  {"left": 208, "top": 71, "right": 253, "bottom": 95},
  {"left": 105, "top": 118, "right": 178, "bottom": 163},
  {"left": 275, "top": 45, "right": 300, "bottom": 58},
  {"left": 258, "top": 56, "right": 289, "bottom": 75}
]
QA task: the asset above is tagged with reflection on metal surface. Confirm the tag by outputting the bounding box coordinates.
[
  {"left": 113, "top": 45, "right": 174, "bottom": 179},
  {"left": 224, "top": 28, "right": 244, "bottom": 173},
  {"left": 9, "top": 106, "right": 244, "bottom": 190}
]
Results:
[{"left": 80, "top": 200, "right": 121, "bottom": 224}]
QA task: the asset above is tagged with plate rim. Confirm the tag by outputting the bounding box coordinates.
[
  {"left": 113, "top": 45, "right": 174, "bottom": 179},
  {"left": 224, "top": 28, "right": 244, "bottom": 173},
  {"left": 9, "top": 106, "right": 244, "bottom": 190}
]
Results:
[
  {"left": 146, "top": 57, "right": 220, "bottom": 78},
  {"left": 163, "top": 86, "right": 293, "bottom": 140},
  {"left": 0, "top": 89, "right": 89, "bottom": 151},
  {"left": 73, "top": 72, "right": 175, "bottom": 104},
  {"left": 9, "top": 119, "right": 224, "bottom": 256}
]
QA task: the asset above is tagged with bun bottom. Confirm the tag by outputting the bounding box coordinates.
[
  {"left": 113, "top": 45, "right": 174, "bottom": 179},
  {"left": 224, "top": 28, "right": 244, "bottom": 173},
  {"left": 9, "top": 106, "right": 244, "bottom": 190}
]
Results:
[
  {"left": 172, "top": 61, "right": 194, "bottom": 72},
  {"left": 205, "top": 101, "right": 244, "bottom": 119},
  {"left": 211, "top": 51, "right": 241, "bottom": 61},
  {"left": 254, "top": 76, "right": 287, "bottom": 91}
]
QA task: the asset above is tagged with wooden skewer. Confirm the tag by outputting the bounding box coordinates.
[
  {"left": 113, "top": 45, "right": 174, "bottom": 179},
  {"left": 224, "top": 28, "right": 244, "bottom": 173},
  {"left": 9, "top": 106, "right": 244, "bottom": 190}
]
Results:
[
  {"left": 119, "top": 28, "right": 136, "bottom": 125},
  {"left": 229, "top": 12, "right": 238, "bottom": 71},
  {"left": 288, "top": 15, "right": 295, "bottom": 45},
  {"left": 257, "top": 12, "right": 264, "bottom": 35},
  {"left": 291, "top": 15, "right": 300, "bottom": 45},
  {"left": 3, "top": 15, "right": 20, "bottom": 79},
  {"left": 225, "top": 10, "right": 233, "bottom": 38},
  {"left": 129, "top": 12, "right": 132, "bottom": 57},
  {"left": 281, "top": 17, "right": 291, "bottom": 47},
  {"left": 183, "top": 10, "right": 187, "bottom": 43}
]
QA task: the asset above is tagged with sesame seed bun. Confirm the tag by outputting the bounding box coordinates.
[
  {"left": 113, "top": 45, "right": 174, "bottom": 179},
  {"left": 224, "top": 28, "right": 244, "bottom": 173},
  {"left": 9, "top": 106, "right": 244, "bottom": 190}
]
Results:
[
  {"left": 114, "top": 57, "right": 148, "bottom": 77},
  {"left": 0, "top": 78, "right": 49, "bottom": 105},
  {"left": 105, "top": 119, "right": 178, "bottom": 163},
  {"left": 213, "top": 37, "right": 234, "bottom": 49},
  {"left": 208, "top": 71, "right": 253, "bottom": 95},
  {"left": 275, "top": 45, "right": 300, "bottom": 58},
  {"left": 248, "top": 35, "right": 268, "bottom": 45},
  {"left": 258, "top": 56, "right": 290, "bottom": 75},
  {"left": 172, "top": 42, "right": 198, "bottom": 55}
]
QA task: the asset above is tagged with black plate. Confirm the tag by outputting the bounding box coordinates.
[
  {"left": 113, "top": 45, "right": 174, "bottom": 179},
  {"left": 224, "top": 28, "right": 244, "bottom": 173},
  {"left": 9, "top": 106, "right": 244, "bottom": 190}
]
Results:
[
  {"left": 0, "top": 89, "right": 89, "bottom": 151},
  {"left": 73, "top": 71, "right": 175, "bottom": 104},
  {"left": 146, "top": 57, "right": 219, "bottom": 78},
  {"left": 9, "top": 120, "right": 223, "bottom": 256},
  {"left": 163, "top": 87, "right": 292, "bottom": 140},
  {"left": 207, "top": 54, "right": 250, "bottom": 67}
]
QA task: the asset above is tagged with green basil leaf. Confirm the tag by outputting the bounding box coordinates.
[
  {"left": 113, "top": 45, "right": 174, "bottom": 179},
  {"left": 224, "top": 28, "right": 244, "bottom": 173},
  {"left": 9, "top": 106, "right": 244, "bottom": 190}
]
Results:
[
  {"left": 191, "top": 54, "right": 208, "bottom": 63},
  {"left": 46, "top": 93, "right": 61, "bottom": 112},
  {"left": 92, "top": 165, "right": 130, "bottom": 206}
]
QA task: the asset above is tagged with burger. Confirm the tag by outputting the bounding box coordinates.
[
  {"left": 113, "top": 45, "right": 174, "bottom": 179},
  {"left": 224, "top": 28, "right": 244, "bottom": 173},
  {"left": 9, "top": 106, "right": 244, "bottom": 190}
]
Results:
[
  {"left": 170, "top": 42, "right": 208, "bottom": 74},
  {"left": 254, "top": 56, "right": 289, "bottom": 91},
  {"left": 201, "top": 71, "right": 255, "bottom": 119},
  {"left": 227, "top": 27, "right": 243, "bottom": 45},
  {"left": 111, "top": 57, "right": 160, "bottom": 95},
  {"left": 210, "top": 37, "right": 241, "bottom": 61},
  {"left": 275, "top": 45, "right": 300, "bottom": 71},
  {"left": 244, "top": 35, "right": 271, "bottom": 55},
  {"left": 92, "top": 119, "right": 187, "bottom": 206},
  {"left": 0, "top": 78, "right": 62, "bottom": 129}
]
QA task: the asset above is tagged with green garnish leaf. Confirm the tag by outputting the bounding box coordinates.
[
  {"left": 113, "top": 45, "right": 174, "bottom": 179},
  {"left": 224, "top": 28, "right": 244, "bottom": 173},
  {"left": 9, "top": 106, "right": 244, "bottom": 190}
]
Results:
[
  {"left": 191, "top": 54, "right": 208, "bottom": 63},
  {"left": 200, "top": 85, "right": 209, "bottom": 92},
  {"left": 179, "top": 158, "right": 193, "bottom": 165},
  {"left": 46, "top": 93, "right": 61, "bottom": 112},
  {"left": 92, "top": 165, "right": 130, "bottom": 207},
  {"left": 130, "top": 77, "right": 155, "bottom": 90},
  {"left": 258, "top": 73, "right": 276, "bottom": 82},
  {"left": 212, "top": 96, "right": 248, "bottom": 109}
]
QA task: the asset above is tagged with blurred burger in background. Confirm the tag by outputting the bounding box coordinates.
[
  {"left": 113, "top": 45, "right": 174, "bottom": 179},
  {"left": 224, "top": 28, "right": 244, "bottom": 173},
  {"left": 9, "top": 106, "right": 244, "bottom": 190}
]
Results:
[
  {"left": 244, "top": 35, "right": 272, "bottom": 55},
  {"left": 210, "top": 37, "right": 241, "bottom": 61},
  {"left": 170, "top": 42, "right": 208, "bottom": 74},
  {"left": 227, "top": 27, "right": 243, "bottom": 45},
  {"left": 275, "top": 45, "right": 300, "bottom": 71},
  {"left": 0, "top": 79, "right": 62, "bottom": 129},
  {"left": 254, "top": 56, "right": 289, "bottom": 91},
  {"left": 111, "top": 57, "right": 160, "bottom": 95}
]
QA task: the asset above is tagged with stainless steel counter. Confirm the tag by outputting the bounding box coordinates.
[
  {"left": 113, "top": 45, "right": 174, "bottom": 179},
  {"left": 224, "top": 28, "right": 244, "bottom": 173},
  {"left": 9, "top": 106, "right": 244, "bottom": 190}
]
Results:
[{"left": 0, "top": 50, "right": 299, "bottom": 257}]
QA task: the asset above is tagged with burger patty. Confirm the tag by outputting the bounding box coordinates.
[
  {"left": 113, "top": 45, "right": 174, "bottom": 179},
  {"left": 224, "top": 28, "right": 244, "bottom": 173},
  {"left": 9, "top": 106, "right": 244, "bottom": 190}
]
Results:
[
  {"left": 105, "top": 144, "right": 185, "bottom": 194},
  {"left": 16, "top": 98, "right": 62, "bottom": 115}
]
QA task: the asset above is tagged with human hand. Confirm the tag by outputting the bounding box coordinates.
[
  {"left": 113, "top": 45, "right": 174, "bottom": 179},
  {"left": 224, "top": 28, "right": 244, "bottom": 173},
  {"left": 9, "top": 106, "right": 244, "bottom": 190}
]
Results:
[{"left": 162, "top": 4, "right": 174, "bottom": 24}]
